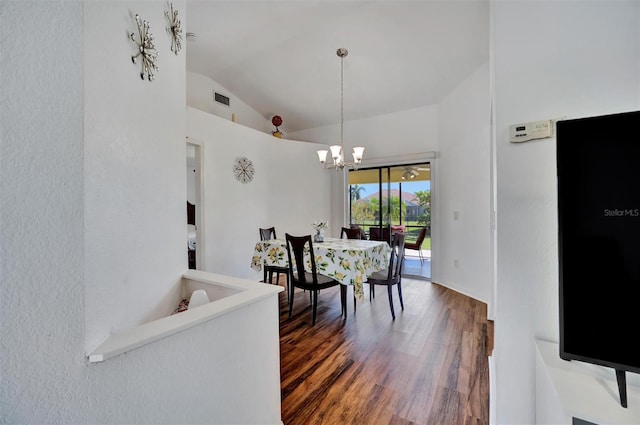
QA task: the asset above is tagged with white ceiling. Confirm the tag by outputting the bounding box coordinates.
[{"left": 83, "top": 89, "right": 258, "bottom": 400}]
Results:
[{"left": 185, "top": 1, "right": 490, "bottom": 133}]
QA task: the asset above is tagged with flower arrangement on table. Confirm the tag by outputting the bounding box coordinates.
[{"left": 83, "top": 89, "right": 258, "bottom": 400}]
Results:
[
  {"left": 312, "top": 220, "right": 328, "bottom": 231},
  {"left": 312, "top": 220, "right": 328, "bottom": 242}
]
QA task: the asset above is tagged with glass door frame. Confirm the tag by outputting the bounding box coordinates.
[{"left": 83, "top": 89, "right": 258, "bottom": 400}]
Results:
[{"left": 347, "top": 162, "right": 431, "bottom": 242}]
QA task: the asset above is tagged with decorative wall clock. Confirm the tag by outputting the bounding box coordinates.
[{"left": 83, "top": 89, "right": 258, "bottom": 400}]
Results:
[
  {"left": 233, "top": 157, "right": 255, "bottom": 184},
  {"left": 165, "top": 3, "right": 183, "bottom": 55},
  {"left": 129, "top": 14, "right": 158, "bottom": 81}
]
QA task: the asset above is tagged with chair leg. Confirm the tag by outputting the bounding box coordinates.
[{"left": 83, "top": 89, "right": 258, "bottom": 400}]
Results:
[
  {"left": 285, "top": 274, "right": 291, "bottom": 304},
  {"left": 311, "top": 290, "right": 318, "bottom": 325},
  {"left": 288, "top": 286, "right": 295, "bottom": 318},
  {"left": 397, "top": 281, "right": 404, "bottom": 311},
  {"left": 353, "top": 288, "right": 357, "bottom": 314},
  {"left": 263, "top": 268, "right": 268, "bottom": 284},
  {"left": 340, "top": 285, "right": 347, "bottom": 318},
  {"left": 418, "top": 249, "right": 424, "bottom": 264},
  {"left": 387, "top": 285, "right": 396, "bottom": 320}
]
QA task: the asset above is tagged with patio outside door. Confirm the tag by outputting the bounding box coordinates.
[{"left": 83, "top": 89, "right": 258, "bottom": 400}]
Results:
[{"left": 348, "top": 163, "right": 431, "bottom": 280}]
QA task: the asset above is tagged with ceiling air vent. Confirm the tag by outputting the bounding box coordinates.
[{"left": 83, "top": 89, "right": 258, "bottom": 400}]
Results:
[{"left": 214, "top": 92, "right": 230, "bottom": 106}]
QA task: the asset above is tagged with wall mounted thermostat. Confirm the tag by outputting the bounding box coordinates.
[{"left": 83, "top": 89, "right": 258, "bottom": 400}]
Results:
[{"left": 510, "top": 119, "right": 553, "bottom": 143}]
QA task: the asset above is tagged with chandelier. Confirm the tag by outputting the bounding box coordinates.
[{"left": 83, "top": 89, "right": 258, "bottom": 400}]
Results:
[{"left": 317, "top": 48, "right": 365, "bottom": 170}]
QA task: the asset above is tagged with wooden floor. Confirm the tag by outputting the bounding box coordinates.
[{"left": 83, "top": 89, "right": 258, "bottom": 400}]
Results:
[{"left": 277, "top": 277, "right": 491, "bottom": 425}]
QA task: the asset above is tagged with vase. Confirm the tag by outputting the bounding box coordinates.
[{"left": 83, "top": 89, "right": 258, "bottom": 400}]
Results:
[{"left": 314, "top": 229, "right": 324, "bottom": 243}]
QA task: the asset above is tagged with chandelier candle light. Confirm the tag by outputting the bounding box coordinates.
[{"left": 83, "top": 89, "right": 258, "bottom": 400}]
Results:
[{"left": 317, "top": 48, "right": 365, "bottom": 170}]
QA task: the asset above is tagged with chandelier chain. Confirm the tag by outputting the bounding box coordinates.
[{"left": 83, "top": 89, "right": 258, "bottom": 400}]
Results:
[{"left": 340, "top": 51, "right": 344, "bottom": 155}]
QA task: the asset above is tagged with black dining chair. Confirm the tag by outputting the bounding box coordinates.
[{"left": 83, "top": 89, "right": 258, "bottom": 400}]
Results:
[
  {"left": 285, "top": 233, "right": 347, "bottom": 325},
  {"left": 369, "top": 225, "right": 391, "bottom": 244},
  {"left": 259, "top": 227, "right": 289, "bottom": 290},
  {"left": 364, "top": 232, "right": 406, "bottom": 320},
  {"left": 340, "top": 226, "right": 363, "bottom": 239}
]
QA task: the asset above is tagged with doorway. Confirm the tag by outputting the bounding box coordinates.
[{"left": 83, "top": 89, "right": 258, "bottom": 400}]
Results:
[
  {"left": 348, "top": 163, "right": 431, "bottom": 280},
  {"left": 186, "top": 140, "right": 203, "bottom": 270}
]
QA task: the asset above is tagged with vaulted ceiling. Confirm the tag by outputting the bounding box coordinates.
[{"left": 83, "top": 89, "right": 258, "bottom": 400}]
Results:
[{"left": 185, "top": 1, "right": 490, "bottom": 133}]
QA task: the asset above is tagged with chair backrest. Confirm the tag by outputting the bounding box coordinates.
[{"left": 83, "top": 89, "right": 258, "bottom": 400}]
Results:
[
  {"left": 414, "top": 226, "right": 427, "bottom": 244},
  {"left": 341, "top": 227, "right": 362, "bottom": 239},
  {"left": 259, "top": 227, "right": 276, "bottom": 241},
  {"left": 285, "top": 233, "right": 318, "bottom": 285},
  {"left": 351, "top": 225, "right": 367, "bottom": 240},
  {"left": 369, "top": 226, "right": 391, "bottom": 243},
  {"left": 386, "top": 232, "right": 406, "bottom": 283}
]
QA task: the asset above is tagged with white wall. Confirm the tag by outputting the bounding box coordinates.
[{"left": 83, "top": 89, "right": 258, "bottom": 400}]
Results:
[
  {"left": 1, "top": 2, "right": 281, "bottom": 423},
  {"left": 187, "top": 71, "right": 279, "bottom": 135},
  {"left": 84, "top": 1, "right": 187, "bottom": 351},
  {"left": 1, "top": 1, "right": 85, "bottom": 420},
  {"left": 437, "top": 63, "right": 492, "bottom": 305},
  {"left": 186, "top": 107, "right": 332, "bottom": 280},
  {"left": 492, "top": 1, "right": 640, "bottom": 423},
  {"left": 288, "top": 104, "right": 439, "bottom": 159}
]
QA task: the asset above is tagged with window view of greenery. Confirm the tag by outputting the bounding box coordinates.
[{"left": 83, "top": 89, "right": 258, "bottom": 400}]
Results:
[{"left": 348, "top": 164, "right": 431, "bottom": 250}]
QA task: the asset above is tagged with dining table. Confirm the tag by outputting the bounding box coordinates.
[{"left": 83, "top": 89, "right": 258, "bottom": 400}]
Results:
[{"left": 251, "top": 237, "right": 391, "bottom": 300}]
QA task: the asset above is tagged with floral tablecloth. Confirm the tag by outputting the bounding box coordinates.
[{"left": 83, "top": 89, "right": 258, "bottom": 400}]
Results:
[{"left": 251, "top": 237, "right": 390, "bottom": 300}]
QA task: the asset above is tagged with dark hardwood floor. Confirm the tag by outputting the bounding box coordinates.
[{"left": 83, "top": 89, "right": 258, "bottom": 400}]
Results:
[{"left": 276, "top": 277, "right": 492, "bottom": 425}]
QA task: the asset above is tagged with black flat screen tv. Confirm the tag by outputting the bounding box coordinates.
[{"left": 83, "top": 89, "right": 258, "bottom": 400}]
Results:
[{"left": 556, "top": 110, "right": 640, "bottom": 408}]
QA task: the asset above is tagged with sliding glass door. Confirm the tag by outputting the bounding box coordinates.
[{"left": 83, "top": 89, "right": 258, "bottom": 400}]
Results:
[{"left": 348, "top": 163, "right": 431, "bottom": 245}]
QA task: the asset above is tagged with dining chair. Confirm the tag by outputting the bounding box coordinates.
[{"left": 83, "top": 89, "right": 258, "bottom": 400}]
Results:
[
  {"left": 340, "top": 226, "right": 363, "bottom": 239},
  {"left": 364, "top": 232, "right": 406, "bottom": 320},
  {"left": 404, "top": 226, "right": 428, "bottom": 264},
  {"left": 369, "top": 225, "right": 391, "bottom": 244},
  {"left": 285, "top": 233, "right": 347, "bottom": 325},
  {"left": 259, "top": 227, "right": 289, "bottom": 289},
  {"left": 352, "top": 225, "right": 367, "bottom": 240}
]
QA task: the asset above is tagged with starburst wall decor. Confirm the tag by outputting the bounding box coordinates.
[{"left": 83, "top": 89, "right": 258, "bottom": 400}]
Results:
[
  {"left": 129, "top": 14, "right": 158, "bottom": 81},
  {"left": 165, "top": 3, "right": 183, "bottom": 55}
]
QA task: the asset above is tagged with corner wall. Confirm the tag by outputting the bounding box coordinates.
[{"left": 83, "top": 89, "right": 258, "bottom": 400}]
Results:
[
  {"left": 84, "top": 1, "right": 187, "bottom": 352},
  {"left": 1, "top": 3, "right": 282, "bottom": 423},
  {"left": 492, "top": 1, "right": 640, "bottom": 423},
  {"left": 437, "top": 62, "right": 492, "bottom": 305}
]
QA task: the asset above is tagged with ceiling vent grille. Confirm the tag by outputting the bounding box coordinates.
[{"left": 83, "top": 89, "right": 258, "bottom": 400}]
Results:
[{"left": 214, "top": 92, "right": 230, "bottom": 106}]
